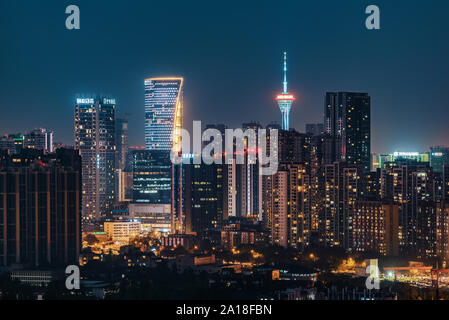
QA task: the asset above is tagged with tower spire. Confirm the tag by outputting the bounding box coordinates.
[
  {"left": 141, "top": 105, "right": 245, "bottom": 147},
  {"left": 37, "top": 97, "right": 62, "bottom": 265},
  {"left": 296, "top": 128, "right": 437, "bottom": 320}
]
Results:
[
  {"left": 276, "top": 51, "right": 295, "bottom": 131},
  {"left": 283, "top": 51, "right": 288, "bottom": 94}
]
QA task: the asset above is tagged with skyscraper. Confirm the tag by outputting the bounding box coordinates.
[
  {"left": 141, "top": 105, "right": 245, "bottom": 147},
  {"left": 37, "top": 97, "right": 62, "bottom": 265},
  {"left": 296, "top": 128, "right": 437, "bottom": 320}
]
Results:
[
  {"left": 324, "top": 92, "right": 371, "bottom": 172},
  {"left": 264, "top": 163, "right": 311, "bottom": 250},
  {"left": 144, "top": 78, "right": 183, "bottom": 152},
  {"left": 74, "top": 97, "right": 116, "bottom": 222},
  {"left": 276, "top": 52, "right": 295, "bottom": 131},
  {"left": 185, "top": 163, "right": 224, "bottom": 235},
  {"left": 144, "top": 77, "right": 184, "bottom": 233}
]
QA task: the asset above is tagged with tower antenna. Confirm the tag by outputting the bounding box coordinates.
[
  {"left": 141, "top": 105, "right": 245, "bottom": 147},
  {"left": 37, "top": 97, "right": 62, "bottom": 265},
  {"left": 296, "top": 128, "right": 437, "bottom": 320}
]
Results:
[{"left": 283, "top": 51, "right": 288, "bottom": 94}]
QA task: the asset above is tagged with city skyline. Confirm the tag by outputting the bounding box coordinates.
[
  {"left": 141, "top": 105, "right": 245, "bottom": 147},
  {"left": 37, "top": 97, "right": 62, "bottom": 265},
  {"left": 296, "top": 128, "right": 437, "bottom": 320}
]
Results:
[
  {"left": 1, "top": 0, "right": 449, "bottom": 154},
  {"left": 2, "top": 1, "right": 449, "bottom": 303}
]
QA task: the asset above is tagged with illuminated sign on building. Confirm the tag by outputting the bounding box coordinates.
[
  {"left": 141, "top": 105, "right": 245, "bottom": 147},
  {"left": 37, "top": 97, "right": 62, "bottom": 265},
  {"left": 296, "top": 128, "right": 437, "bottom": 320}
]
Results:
[
  {"left": 76, "top": 98, "right": 94, "bottom": 104},
  {"left": 103, "top": 98, "right": 116, "bottom": 105},
  {"left": 393, "top": 152, "right": 419, "bottom": 157}
]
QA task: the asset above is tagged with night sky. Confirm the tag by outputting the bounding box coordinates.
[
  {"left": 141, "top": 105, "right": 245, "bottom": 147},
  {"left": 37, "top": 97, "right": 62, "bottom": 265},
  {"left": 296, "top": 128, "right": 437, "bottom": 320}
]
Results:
[{"left": 0, "top": 0, "right": 448, "bottom": 153}]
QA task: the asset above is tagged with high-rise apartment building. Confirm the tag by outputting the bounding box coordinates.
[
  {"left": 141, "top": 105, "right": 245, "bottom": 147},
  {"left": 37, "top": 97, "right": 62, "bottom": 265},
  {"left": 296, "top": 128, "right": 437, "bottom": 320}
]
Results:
[
  {"left": 437, "top": 201, "right": 449, "bottom": 263},
  {"left": 23, "top": 128, "right": 54, "bottom": 154},
  {"left": 444, "top": 166, "right": 449, "bottom": 201},
  {"left": 223, "top": 150, "right": 262, "bottom": 221},
  {"left": 220, "top": 123, "right": 263, "bottom": 222},
  {"left": 270, "top": 170, "right": 288, "bottom": 247},
  {"left": 74, "top": 97, "right": 116, "bottom": 222},
  {"left": 380, "top": 160, "right": 436, "bottom": 257},
  {"left": 352, "top": 201, "right": 399, "bottom": 256},
  {"left": 278, "top": 129, "right": 311, "bottom": 166},
  {"left": 320, "top": 162, "right": 361, "bottom": 249},
  {"left": 266, "top": 163, "right": 311, "bottom": 250},
  {"left": 324, "top": 92, "right": 371, "bottom": 172}
]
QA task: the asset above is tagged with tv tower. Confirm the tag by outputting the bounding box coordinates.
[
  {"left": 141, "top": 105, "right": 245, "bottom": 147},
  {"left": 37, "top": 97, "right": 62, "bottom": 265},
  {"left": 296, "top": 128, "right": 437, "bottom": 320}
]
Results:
[{"left": 276, "top": 52, "right": 295, "bottom": 130}]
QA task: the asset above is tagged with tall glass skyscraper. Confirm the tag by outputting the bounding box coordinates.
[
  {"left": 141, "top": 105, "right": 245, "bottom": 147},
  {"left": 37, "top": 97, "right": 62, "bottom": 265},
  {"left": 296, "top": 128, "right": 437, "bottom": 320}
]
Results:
[
  {"left": 324, "top": 92, "right": 371, "bottom": 172},
  {"left": 74, "top": 97, "right": 116, "bottom": 223},
  {"left": 144, "top": 78, "right": 184, "bottom": 233},
  {"left": 144, "top": 78, "right": 184, "bottom": 152}
]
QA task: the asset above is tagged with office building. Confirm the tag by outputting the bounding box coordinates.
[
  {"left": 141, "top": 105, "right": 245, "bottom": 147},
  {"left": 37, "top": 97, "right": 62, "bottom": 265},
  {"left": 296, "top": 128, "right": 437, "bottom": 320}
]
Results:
[
  {"left": 131, "top": 150, "right": 171, "bottom": 204},
  {"left": 144, "top": 77, "right": 184, "bottom": 233},
  {"left": 185, "top": 163, "right": 224, "bottom": 235},
  {"left": 110, "top": 203, "right": 171, "bottom": 233},
  {"left": 0, "top": 149, "right": 82, "bottom": 267},
  {"left": 104, "top": 220, "right": 141, "bottom": 243},
  {"left": 144, "top": 77, "right": 183, "bottom": 151}
]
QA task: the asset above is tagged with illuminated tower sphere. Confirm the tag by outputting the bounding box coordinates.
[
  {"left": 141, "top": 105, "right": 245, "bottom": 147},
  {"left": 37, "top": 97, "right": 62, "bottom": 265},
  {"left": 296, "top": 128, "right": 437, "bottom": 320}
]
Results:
[{"left": 276, "top": 52, "right": 295, "bottom": 131}]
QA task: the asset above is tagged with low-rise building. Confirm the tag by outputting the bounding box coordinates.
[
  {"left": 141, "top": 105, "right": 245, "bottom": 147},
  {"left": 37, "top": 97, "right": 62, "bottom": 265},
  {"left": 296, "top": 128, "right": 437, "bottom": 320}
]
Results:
[{"left": 104, "top": 220, "right": 141, "bottom": 243}]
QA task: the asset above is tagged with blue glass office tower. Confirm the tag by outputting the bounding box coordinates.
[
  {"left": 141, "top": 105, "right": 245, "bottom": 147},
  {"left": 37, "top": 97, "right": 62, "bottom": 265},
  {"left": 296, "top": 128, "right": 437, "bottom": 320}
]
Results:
[
  {"left": 144, "top": 78, "right": 183, "bottom": 151},
  {"left": 144, "top": 78, "right": 184, "bottom": 232},
  {"left": 132, "top": 150, "right": 171, "bottom": 204}
]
